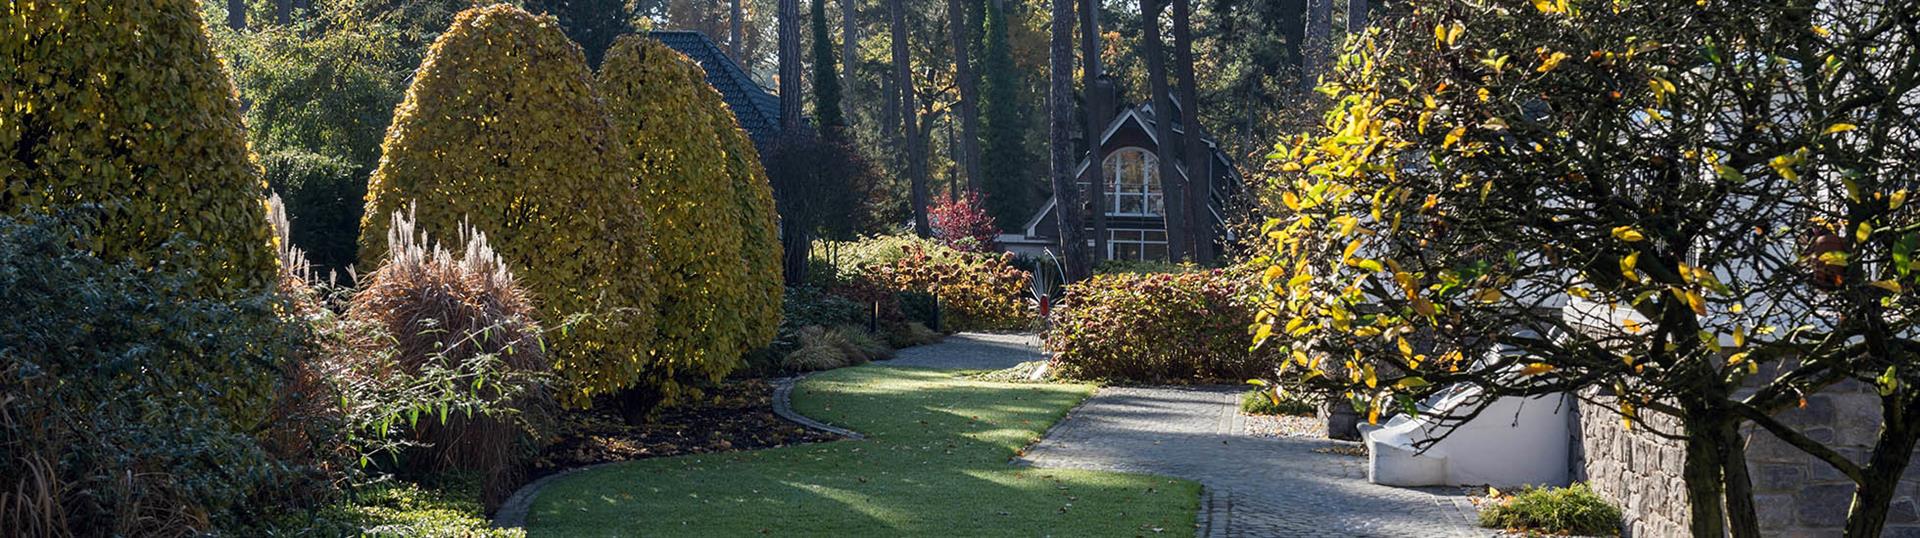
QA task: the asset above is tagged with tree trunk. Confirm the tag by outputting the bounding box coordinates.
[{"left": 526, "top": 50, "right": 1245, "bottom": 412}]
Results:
[
  {"left": 778, "top": 0, "right": 805, "bottom": 131},
  {"left": 1719, "top": 418, "right": 1762, "bottom": 538},
  {"left": 227, "top": 0, "right": 246, "bottom": 30},
  {"left": 891, "top": 0, "right": 932, "bottom": 236},
  {"left": 275, "top": 0, "right": 291, "bottom": 25},
  {"left": 1845, "top": 394, "right": 1920, "bottom": 538},
  {"left": 947, "top": 0, "right": 984, "bottom": 192},
  {"left": 782, "top": 221, "right": 810, "bottom": 285},
  {"left": 840, "top": 0, "right": 858, "bottom": 101},
  {"left": 1170, "top": 0, "right": 1211, "bottom": 263},
  {"left": 1345, "top": 0, "right": 1367, "bottom": 33},
  {"left": 1081, "top": 0, "right": 1108, "bottom": 261},
  {"left": 1140, "top": 0, "right": 1189, "bottom": 261},
  {"left": 1301, "top": 0, "right": 1332, "bottom": 90},
  {"left": 1050, "top": 0, "right": 1091, "bottom": 281},
  {"left": 1683, "top": 412, "right": 1731, "bottom": 538},
  {"left": 732, "top": 0, "right": 746, "bottom": 61}
]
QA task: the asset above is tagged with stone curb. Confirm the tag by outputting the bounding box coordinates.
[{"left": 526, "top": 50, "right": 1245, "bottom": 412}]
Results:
[
  {"left": 493, "top": 376, "right": 862, "bottom": 529},
  {"left": 771, "top": 375, "right": 864, "bottom": 440}
]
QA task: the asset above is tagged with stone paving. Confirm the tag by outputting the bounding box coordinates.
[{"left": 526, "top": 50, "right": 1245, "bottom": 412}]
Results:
[
  {"left": 1020, "top": 385, "right": 1492, "bottom": 538},
  {"left": 882, "top": 333, "right": 1491, "bottom": 537},
  {"left": 881, "top": 332, "right": 1044, "bottom": 370}
]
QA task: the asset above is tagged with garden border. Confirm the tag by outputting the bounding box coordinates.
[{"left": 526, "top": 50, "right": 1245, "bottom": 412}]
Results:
[{"left": 491, "top": 374, "right": 864, "bottom": 529}]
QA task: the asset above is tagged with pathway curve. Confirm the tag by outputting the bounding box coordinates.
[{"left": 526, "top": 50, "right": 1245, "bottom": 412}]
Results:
[
  {"left": 882, "top": 332, "right": 1043, "bottom": 370},
  {"left": 1020, "top": 385, "right": 1490, "bottom": 537}
]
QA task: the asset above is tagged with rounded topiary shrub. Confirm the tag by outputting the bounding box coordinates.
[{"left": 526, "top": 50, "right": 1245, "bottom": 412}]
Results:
[
  {"left": 709, "top": 71, "right": 785, "bottom": 358},
  {"left": 358, "top": 4, "right": 656, "bottom": 408},
  {"left": 2, "top": 0, "right": 278, "bottom": 296},
  {"left": 1045, "top": 269, "right": 1278, "bottom": 383},
  {"left": 597, "top": 37, "right": 751, "bottom": 406}
]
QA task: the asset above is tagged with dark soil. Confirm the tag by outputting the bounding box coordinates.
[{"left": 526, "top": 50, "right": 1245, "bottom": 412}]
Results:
[{"left": 530, "top": 379, "right": 838, "bottom": 476}]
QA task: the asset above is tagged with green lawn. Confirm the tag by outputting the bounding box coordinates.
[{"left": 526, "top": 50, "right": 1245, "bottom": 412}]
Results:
[{"left": 525, "top": 366, "right": 1200, "bottom": 536}]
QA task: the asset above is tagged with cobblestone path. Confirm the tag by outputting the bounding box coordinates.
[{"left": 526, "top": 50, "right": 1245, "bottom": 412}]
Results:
[
  {"left": 882, "top": 332, "right": 1043, "bottom": 370},
  {"left": 1020, "top": 386, "right": 1491, "bottom": 538}
]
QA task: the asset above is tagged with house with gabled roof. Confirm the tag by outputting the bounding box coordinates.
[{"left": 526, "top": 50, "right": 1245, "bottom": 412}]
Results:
[{"left": 1001, "top": 94, "right": 1243, "bottom": 263}]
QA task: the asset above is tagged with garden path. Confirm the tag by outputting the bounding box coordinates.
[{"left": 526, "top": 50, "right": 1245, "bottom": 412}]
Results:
[
  {"left": 888, "top": 332, "right": 1491, "bottom": 537},
  {"left": 881, "top": 332, "right": 1043, "bottom": 370},
  {"left": 1020, "top": 385, "right": 1492, "bottom": 537}
]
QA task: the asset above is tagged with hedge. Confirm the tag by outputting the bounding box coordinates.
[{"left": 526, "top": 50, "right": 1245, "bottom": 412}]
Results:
[
  {"left": 3, "top": 0, "right": 278, "bottom": 296},
  {"left": 598, "top": 37, "right": 752, "bottom": 402},
  {"left": 358, "top": 4, "right": 656, "bottom": 408},
  {"left": 1045, "top": 270, "right": 1279, "bottom": 383}
]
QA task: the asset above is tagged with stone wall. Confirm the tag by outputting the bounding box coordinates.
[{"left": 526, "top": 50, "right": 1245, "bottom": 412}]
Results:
[{"left": 1570, "top": 379, "right": 1920, "bottom": 537}]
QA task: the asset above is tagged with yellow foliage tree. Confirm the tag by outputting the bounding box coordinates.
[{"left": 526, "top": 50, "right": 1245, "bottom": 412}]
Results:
[
  {"left": 359, "top": 4, "right": 656, "bottom": 408},
  {"left": 2, "top": 0, "right": 277, "bottom": 296},
  {"left": 714, "top": 96, "right": 785, "bottom": 352},
  {"left": 597, "top": 37, "right": 752, "bottom": 408}
]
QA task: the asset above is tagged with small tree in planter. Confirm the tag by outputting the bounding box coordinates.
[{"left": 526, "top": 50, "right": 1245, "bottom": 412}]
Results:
[{"left": 1251, "top": 2, "right": 1920, "bottom": 536}]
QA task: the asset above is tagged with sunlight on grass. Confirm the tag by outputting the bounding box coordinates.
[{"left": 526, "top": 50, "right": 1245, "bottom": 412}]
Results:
[{"left": 524, "top": 366, "right": 1199, "bottom": 536}]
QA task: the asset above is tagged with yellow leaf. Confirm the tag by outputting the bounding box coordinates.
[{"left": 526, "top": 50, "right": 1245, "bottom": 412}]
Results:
[
  {"left": 1342, "top": 239, "right": 1363, "bottom": 262},
  {"left": 1262, "top": 264, "right": 1286, "bottom": 285},
  {"left": 1727, "top": 351, "right": 1751, "bottom": 366},
  {"left": 1364, "top": 363, "right": 1379, "bottom": 389},
  {"left": 1446, "top": 22, "right": 1465, "bottom": 47},
  {"left": 1621, "top": 251, "right": 1642, "bottom": 283},
  {"left": 1685, "top": 289, "right": 1707, "bottom": 316},
  {"left": 1537, "top": 51, "right": 1569, "bottom": 73},
  {"left": 1857, "top": 222, "right": 1873, "bottom": 243},
  {"left": 1870, "top": 280, "right": 1903, "bottom": 293},
  {"left": 1825, "top": 123, "right": 1858, "bottom": 135},
  {"left": 1443, "top": 125, "right": 1466, "bottom": 149},
  {"left": 1520, "top": 363, "right": 1556, "bottom": 376},
  {"left": 1254, "top": 323, "right": 1274, "bottom": 343},
  {"left": 1397, "top": 337, "right": 1414, "bottom": 358},
  {"left": 1892, "top": 190, "right": 1909, "bottom": 210},
  {"left": 1612, "top": 226, "right": 1646, "bottom": 242},
  {"left": 1283, "top": 191, "right": 1301, "bottom": 211},
  {"left": 1473, "top": 288, "right": 1504, "bottom": 303},
  {"left": 1819, "top": 251, "right": 1850, "bottom": 267}
]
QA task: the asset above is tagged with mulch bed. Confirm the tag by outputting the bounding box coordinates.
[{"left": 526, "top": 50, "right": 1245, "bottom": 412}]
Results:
[
  {"left": 530, "top": 379, "right": 839, "bottom": 476},
  {"left": 1243, "top": 413, "right": 1328, "bottom": 439}
]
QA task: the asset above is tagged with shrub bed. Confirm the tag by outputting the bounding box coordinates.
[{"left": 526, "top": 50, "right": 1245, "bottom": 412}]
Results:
[
  {"left": 832, "top": 235, "right": 1035, "bottom": 332},
  {"left": 1478, "top": 483, "right": 1622, "bottom": 536},
  {"left": 1046, "top": 269, "right": 1279, "bottom": 383}
]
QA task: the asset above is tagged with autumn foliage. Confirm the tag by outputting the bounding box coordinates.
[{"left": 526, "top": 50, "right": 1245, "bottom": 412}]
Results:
[
  {"left": 930, "top": 190, "right": 1002, "bottom": 253},
  {"left": 3, "top": 0, "right": 278, "bottom": 296},
  {"left": 358, "top": 5, "right": 656, "bottom": 408},
  {"left": 1047, "top": 270, "right": 1275, "bottom": 382}
]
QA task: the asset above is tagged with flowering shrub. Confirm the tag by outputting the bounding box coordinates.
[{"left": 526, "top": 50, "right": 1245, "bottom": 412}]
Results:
[
  {"left": 929, "top": 190, "right": 1001, "bottom": 253},
  {"left": 869, "top": 240, "right": 1035, "bottom": 332},
  {"left": 1046, "top": 269, "right": 1279, "bottom": 383}
]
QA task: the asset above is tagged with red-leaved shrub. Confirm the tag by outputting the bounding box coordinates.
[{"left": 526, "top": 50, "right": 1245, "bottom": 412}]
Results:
[
  {"left": 1045, "top": 269, "right": 1279, "bottom": 382},
  {"left": 929, "top": 190, "right": 1001, "bottom": 253}
]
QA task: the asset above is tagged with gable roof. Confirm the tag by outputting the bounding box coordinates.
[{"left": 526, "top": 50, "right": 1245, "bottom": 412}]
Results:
[{"left": 649, "top": 31, "right": 783, "bottom": 149}]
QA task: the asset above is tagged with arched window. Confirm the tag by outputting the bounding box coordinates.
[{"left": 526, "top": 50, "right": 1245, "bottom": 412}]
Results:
[{"left": 1104, "top": 147, "right": 1163, "bottom": 216}]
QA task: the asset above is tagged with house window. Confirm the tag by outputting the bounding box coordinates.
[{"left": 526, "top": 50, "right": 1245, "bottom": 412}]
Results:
[
  {"left": 1109, "top": 229, "right": 1168, "bottom": 261},
  {"left": 1105, "top": 148, "right": 1163, "bottom": 217}
]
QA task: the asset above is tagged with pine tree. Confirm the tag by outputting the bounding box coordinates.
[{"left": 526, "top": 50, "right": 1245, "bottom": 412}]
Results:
[
  {"left": 810, "top": 0, "right": 845, "bottom": 137},
  {"left": 979, "top": 0, "right": 1036, "bottom": 231}
]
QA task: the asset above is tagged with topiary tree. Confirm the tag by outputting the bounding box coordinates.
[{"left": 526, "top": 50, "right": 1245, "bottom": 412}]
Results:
[
  {"left": 716, "top": 97, "right": 787, "bottom": 357},
  {"left": 597, "top": 37, "right": 754, "bottom": 416},
  {"left": 359, "top": 4, "right": 656, "bottom": 408},
  {"left": 3, "top": 0, "right": 279, "bottom": 296}
]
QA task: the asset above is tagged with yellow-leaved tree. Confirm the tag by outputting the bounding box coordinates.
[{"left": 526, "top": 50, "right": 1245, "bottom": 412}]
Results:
[
  {"left": 3, "top": 0, "right": 277, "bottom": 296},
  {"left": 359, "top": 4, "right": 656, "bottom": 408},
  {"left": 597, "top": 37, "right": 754, "bottom": 415}
]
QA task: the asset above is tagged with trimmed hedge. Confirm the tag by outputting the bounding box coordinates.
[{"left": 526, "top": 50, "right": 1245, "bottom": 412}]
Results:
[
  {"left": 358, "top": 4, "right": 656, "bottom": 408},
  {"left": 1046, "top": 270, "right": 1278, "bottom": 383},
  {"left": 3, "top": 0, "right": 278, "bottom": 296},
  {"left": 598, "top": 37, "right": 751, "bottom": 401},
  {"left": 710, "top": 73, "right": 786, "bottom": 353}
]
